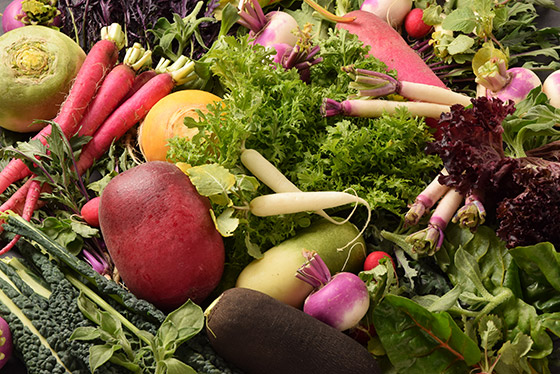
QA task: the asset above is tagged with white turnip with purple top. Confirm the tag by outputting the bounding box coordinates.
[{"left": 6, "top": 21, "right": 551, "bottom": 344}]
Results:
[
  {"left": 474, "top": 48, "right": 541, "bottom": 104},
  {"left": 543, "top": 70, "right": 560, "bottom": 108},
  {"left": 296, "top": 250, "right": 370, "bottom": 331}
]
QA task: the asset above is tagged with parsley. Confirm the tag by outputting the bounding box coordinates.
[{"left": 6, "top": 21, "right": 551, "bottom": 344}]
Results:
[{"left": 167, "top": 30, "right": 441, "bottom": 278}]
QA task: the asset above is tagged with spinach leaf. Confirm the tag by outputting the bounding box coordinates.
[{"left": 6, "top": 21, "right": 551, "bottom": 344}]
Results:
[{"left": 373, "top": 294, "right": 481, "bottom": 373}]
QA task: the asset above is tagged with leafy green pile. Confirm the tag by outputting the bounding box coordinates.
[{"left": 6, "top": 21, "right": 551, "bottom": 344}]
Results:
[
  {"left": 378, "top": 223, "right": 560, "bottom": 373},
  {"left": 166, "top": 29, "right": 441, "bottom": 279}
]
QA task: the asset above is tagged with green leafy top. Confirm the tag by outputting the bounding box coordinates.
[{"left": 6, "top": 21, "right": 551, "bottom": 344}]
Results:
[{"left": 166, "top": 30, "right": 441, "bottom": 277}]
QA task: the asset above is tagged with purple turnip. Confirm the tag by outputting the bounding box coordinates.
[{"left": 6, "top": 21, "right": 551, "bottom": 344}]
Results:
[
  {"left": 2, "top": 0, "right": 25, "bottom": 32},
  {"left": 474, "top": 51, "right": 541, "bottom": 104},
  {"left": 0, "top": 316, "right": 12, "bottom": 369},
  {"left": 296, "top": 250, "right": 370, "bottom": 331},
  {"left": 2, "top": 0, "right": 61, "bottom": 33},
  {"left": 237, "top": 0, "right": 299, "bottom": 53},
  {"left": 360, "top": 0, "right": 412, "bottom": 29}
]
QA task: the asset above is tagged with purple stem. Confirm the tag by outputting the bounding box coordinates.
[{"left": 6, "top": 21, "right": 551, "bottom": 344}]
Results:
[
  {"left": 82, "top": 248, "right": 110, "bottom": 275},
  {"left": 321, "top": 98, "right": 344, "bottom": 117},
  {"left": 237, "top": 0, "right": 267, "bottom": 34},
  {"left": 295, "top": 250, "right": 332, "bottom": 289}
]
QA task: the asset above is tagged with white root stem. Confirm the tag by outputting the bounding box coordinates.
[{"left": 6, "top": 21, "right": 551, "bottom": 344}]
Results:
[
  {"left": 250, "top": 190, "right": 371, "bottom": 256},
  {"left": 241, "top": 148, "right": 335, "bottom": 222},
  {"left": 399, "top": 82, "right": 473, "bottom": 107},
  {"left": 249, "top": 191, "right": 368, "bottom": 217},
  {"left": 346, "top": 99, "right": 452, "bottom": 118}
]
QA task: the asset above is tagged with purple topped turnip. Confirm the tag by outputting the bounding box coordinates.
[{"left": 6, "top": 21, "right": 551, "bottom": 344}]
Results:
[
  {"left": 474, "top": 47, "right": 541, "bottom": 104},
  {"left": 2, "top": 0, "right": 25, "bottom": 32},
  {"left": 543, "top": 70, "right": 560, "bottom": 108},
  {"left": 0, "top": 316, "right": 12, "bottom": 369},
  {"left": 360, "top": 0, "right": 412, "bottom": 29},
  {"left": 296, "top": 250, "right": 370, "bottom": 331},
  {"left": 2, "top": 0, "right": 61, "bottom": 33},
  {"left": 237, "top": 0, "right": 299, "bottom": 52}
]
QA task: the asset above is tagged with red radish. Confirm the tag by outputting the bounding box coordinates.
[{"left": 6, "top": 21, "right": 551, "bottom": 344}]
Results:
[
  {"left": 363, "top": 251, "right": 395, "bottom": 271},
  {"left": 0, "top": 178, "right": 33, "bottom": 217},
  {"left": 76, "top": 56, "right": 196, "bottom": 174},
  {"left": 0, "top": 177, "right": 48, "bottom": 235},
  {"left": 296, "top": 250, "right": 370, "bottom": 331},
  {"left": 0, "top": 178, "right": 42, "bottom": 255},
  {"left": 404, "top": 8, "right": 432, "bottom": 39},
  {"left": 118, "top": 69, "right": 158, "bottom": 105},
  {"left": 360, "top": 0, "right": 412, "bottom": 29},
  {"left": 337, "top": 10, "right": 445, "bottom": 87},
  {"left": 0, "top": 23, "right": 125, "bottom": 195},
  {"left": 98, "top": 161, "right": 225, "bottom": 310},
  {"left": 303, "top": 0, "right": 446, "bottom": 88},
  {"left": 77, "top": 43, "right": 152, "bottom": 138},
  {"left": 80, "top": 196, "right": 101, "bottom": 227}
]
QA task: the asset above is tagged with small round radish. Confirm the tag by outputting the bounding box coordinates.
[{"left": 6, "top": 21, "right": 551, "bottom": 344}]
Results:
[
  {"left": 0, "top": 316, "right": 12, "bottom": 369},
  {"left": 404, "top": 8, "right": 432, "bottom": 39},
  {"left": 296, "top": 251, "right": 370, "bottom": 331},
  {"left": 81, "top": 196, "right": 101, "bottom": 227},
  {"left": 543, "top": 70, "right": 560, "bottom": 108},
  {"left": 360, "top": 0, "right": 412, "bottom": 29},
  {"left": 363, "top": 251, "right": 395, "bottom": 271}
]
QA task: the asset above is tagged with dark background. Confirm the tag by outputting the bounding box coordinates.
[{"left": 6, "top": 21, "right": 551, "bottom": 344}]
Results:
[{"left": 0, "top": 0, "right": 558, "bottom": 373}]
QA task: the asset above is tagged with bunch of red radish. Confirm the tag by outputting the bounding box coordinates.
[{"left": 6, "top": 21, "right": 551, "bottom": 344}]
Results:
[{"left": 0, "top": 23, "right": 196, "bottom": 254}]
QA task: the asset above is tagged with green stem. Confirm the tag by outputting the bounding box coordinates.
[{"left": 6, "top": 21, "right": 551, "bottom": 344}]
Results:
[
  {"left": 65, "top": 273, "right": 152, "bottom": 346},
  {"left": 473, "top": 287, "right": 513, "bottom": 325},
  {"left": 301, "top": 0, "right": 356, "bottom": 23}
]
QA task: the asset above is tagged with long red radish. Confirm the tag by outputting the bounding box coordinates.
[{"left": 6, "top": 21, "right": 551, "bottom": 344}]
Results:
[
  {"left": 0, "top": 178, "right": 42, "bottom": 254},
  {"left": 0, "top": 24, "right": 125, "bottom": 195},
  {"left": 118, "top": 69, "right": 158, "bottom": 105},
  {"left": 0, "top": 178, "right": 49, "bottom": 235},
  {"left": 0, "top": 179, "right": 33, "bottom": 218},
  {"left": 76, "top": 57, "right": 196, "bottom": 174},
  {"left": 77, "top": 43, "right": 152, "bottom": 137},
  {"left": 76, "top": 64, "right": 137, "bottom": 137},
  {"left": 303, "top": 0, "right": 445, "bottom": 88}
]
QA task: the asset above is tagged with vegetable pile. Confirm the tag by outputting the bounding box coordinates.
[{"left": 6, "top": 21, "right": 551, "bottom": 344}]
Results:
[{"left": 0, "top": 0, "right": 559, "bottom": 373}]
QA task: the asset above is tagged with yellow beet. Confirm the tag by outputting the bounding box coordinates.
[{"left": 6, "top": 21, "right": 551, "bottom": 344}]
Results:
[
  {"left": 235, "top": 219, "right": 367, "bottom": 308},
  {"left": 138, "top": 89, "right": 222, "bottom": 162}
]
